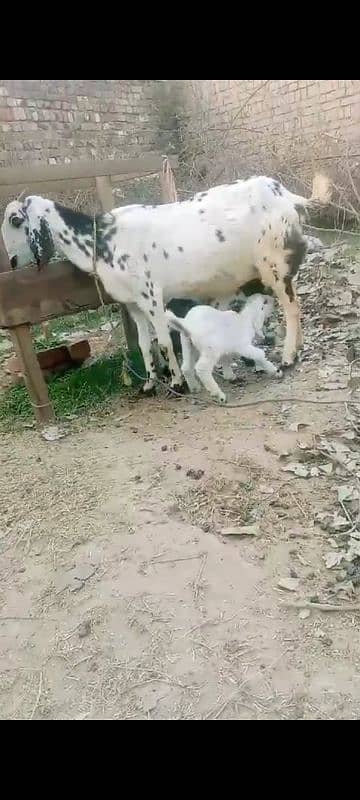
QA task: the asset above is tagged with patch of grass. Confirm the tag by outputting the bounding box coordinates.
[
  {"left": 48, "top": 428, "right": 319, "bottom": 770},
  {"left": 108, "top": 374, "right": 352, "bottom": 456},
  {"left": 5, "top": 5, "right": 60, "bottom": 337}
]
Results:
[
  {"left": 0, "top": 348, "right": 145, "bottom": 426},
  {"left": 32, "top": 306, "right": 120, "bottom": 343}
]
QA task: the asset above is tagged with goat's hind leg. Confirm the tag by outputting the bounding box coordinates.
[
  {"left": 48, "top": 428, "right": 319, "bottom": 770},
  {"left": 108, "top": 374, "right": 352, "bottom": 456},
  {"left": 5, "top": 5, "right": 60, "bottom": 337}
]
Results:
[{"left": 195, "top": 351, "right": 226, "bottom": 403}]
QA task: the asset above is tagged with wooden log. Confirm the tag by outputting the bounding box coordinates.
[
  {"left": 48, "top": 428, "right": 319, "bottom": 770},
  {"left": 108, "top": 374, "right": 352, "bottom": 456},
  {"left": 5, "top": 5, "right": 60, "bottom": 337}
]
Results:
[
  {"left": 9, "top": 324, "right": 54, "bottom": 425},
  {"left": 0, "top": 260, "right": 113, "bottom": 328},
  {"left": 0, "top": 155, "right": 178, "bottom": 194}
]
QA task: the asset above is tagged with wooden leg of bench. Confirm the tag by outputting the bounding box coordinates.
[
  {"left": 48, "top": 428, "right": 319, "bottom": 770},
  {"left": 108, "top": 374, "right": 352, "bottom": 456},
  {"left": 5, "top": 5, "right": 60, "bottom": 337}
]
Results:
[{"left": 10, "top": 324, "right": 55, "bottom": 425}]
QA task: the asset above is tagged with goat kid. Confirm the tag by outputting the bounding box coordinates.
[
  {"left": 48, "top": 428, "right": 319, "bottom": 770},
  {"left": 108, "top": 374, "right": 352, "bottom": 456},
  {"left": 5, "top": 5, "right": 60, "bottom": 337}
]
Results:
[
  {"left": 166, "top": 294, "right": 281, "bottom": 403},
  {"left": 1, "top": 175, "right": 330, "bottom": 395}
]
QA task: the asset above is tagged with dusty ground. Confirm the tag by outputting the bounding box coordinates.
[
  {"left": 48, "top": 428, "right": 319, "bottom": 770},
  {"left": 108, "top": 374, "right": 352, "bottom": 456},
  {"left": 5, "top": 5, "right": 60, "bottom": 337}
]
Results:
[{"left": 1, "top": 243, "right": 360, "bottom": 720}]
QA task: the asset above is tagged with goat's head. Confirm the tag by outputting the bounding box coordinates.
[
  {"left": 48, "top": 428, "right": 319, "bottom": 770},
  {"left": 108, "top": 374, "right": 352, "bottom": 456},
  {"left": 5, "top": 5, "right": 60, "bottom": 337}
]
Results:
[
  {"left": 2, "top": 196, "right": 55, "bottom": 269},
  {"left": 1, "top": 200, "right": 32, "bottom": 269}
]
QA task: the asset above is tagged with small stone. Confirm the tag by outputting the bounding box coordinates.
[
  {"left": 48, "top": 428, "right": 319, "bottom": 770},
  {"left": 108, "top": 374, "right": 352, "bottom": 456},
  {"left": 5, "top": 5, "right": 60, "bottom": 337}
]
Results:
[
  {"left": 78, "top": 620, "right": 92, "bottom": 638},
  {"left": 131, "top": 427, "right": 138, "bottom": 434},
  {"left": 290, "top": 568, "right": 298, "bottom": 579},
  {"left": 186, "top": 468, "right": 204, "bottom": 480},
  {"left": 299, "top": 609, "right": 311, "bottom": 620},
  {"left": 175, "top": 464, "right": 182, "bottom": 471},
  {"left": 309, "top": 594, "right": 319, "bottom": 603},
  {"left": 161, "top": 444, "right": 168, "bottom": 451}
]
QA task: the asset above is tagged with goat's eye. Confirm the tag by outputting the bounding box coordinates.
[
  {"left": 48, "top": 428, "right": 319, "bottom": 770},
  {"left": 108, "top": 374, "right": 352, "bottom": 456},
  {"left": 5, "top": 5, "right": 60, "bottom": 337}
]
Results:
[{"left": 9, "top": 213, "right": 24, "bottom": 229}]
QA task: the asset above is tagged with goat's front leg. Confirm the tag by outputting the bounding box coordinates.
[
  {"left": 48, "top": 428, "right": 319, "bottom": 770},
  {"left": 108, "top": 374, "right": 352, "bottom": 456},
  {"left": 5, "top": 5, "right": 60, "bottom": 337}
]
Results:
[
  {"left": 127, "top": 304, "right": 157, "bottom": 394},
  {"left": 258, "top": 266, "right": 301, "bottom": 367},
  {"left": 137, "top": 288, "right": 185, "bottom": 393},
  {"left": 240, "top": 344, "right": 282, "bottom": 377}
]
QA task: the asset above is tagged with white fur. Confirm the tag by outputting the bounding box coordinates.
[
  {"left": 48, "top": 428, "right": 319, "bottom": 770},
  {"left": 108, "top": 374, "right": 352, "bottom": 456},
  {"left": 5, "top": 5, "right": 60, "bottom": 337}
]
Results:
[
  {"left": 1, "top": 174, "right": 330, "bottom": 392},
  {"left": 166, "top": 294, "right": 281, "bottom": 403}
]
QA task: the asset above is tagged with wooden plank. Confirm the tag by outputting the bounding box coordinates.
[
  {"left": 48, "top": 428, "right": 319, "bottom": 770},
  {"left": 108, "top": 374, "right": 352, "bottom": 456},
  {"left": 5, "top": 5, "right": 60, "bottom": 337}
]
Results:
[
  {"left": 10, "top": 325, "right": 54, "bottom": 425},
  {"left": 0, "top": 155, "right": 179, "bottom": 189},
  {"left": 0, "top": 261, "right": 113, "bottom": 328},
  {"left": 0, "top": 230, "right": 11, "bottom": 273},
  {"left": 95, "top": 176, "right": 139, "bottom": 353},
  {"left": 0, "top": 171, "right": 172, "bottom": 199}
]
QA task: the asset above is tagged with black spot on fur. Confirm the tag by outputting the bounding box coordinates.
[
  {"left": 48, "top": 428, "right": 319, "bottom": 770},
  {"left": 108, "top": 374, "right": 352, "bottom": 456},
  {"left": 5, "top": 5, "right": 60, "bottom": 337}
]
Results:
[
  {"left": 45, "top": 207, "right": 50, "bottom": 213},
  {"left": 200, "top": 192, "right": 208, "bottom": 198},
  {"left": 284, "top": 275, "right": 295, "bottom": 301},
  {"left": 143, "top": 254, "right": 148, "bottom": 262},
  {"left": 10, "top": 255, "right": 17, "bottom": 269},
  {"left": 284, "top": 226, "right": 307, "bottom": 278},
  {"left": 271, "top": 266, "right": 279, "bottom": 282},
  {"left": 199, "top": 209, "right": 205, "bottom": 214},
  {"left": 152, "top": 242, "right": 156, "bottom": 249},
  {"left": 152, "top": 300, "right": 157, "bottom": 307},
  {"left": 178, "top": 246, "right": 184, "bottom": 252},
  {"left": 54, "top": 203, "right": 93, "bottom": 238},
  {"left": 59, "top": 232, "right": 71, "bottom": 246},
  {"left": 216, "top": 229, "right": 225, "bottom": 243},
  {"left": 118, "top": 259, "right": 125, "bottom": 270},
  {"left": 163, "top": 250, "right": 169, "bottom": 259},
  {"left": 214, "top": 302, "right": 220, "bottom": 309},
  {"left": 142, "top": 292, "right": 149, "bottom": 299},
  {"left": 271, "top": 180, "right": 283, "bottom": 197},
  {"left": 261, "top": 229, "right": 266, "bottom": 236},
  {"left": 262, "top": 205, "right": 267, "bottom": 211},
  {"left": 145, "top": 269, "right": 151, "bottom": 278},
  {"left": 263, "top": 256, "right": 267, "bottom": 262},
  {"left": 29, "top": 217, "right": 55, "bottom": 265},
  {"left": 149, "top": 310, "right": 154, "bottom": 317},
  {"left": 150, "top": 289, "right": 154, "bottom": 297}
]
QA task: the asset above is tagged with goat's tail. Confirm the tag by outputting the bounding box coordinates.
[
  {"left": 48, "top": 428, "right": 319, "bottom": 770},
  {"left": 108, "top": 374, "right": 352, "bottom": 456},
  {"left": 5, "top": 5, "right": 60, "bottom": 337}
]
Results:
[
  {"left": 165, "top": 309, "right": 191, "bottom": 338},
  {"left": 288, "top": 173, "right": 332, "bottom": 216}
]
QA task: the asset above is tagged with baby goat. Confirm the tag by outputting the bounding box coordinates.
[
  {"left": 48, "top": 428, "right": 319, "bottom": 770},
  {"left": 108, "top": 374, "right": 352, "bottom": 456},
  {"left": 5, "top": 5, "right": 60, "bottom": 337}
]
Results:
[{"left": 166, "top": 294, "right": 281, "bottom": 403}]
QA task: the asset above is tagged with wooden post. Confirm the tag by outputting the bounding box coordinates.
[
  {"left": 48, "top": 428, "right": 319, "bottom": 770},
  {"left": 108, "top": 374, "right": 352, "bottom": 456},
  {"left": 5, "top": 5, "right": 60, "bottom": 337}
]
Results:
[
  {"left": 0, "top": 231, "right": 54, "bottom": 425},
  {"left": 95, "top": 176, "right": 139, "bottom": 354},
  {"left": 10, "top": 325, "right": 55, "bottom": 424}
]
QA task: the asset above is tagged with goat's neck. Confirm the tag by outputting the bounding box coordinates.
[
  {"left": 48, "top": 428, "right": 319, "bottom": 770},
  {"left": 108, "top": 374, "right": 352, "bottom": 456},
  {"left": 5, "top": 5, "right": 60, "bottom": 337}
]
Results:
[{"left": 47, "top": 205, "right": 95, "bottom": 274}]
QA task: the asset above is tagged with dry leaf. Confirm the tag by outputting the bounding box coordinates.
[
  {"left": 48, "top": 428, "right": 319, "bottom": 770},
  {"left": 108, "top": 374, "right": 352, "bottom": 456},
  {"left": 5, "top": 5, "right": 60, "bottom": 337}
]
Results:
[
  {"left": 41, "top": 425, "right": 66, "bottom": 442},
  {"left": 221, "top": 524, "right": 259, "bottom": 537},
  {"left": 277, "top": 577, "right": 300, "bottom": 592},
  {"left": 324, "top": 550, "right": 345, "bottom": 569},
  {"left": 299, "top": 609, "right": 311, "bottom": 620},
  {"left": 289, "top": 421, "right": 309, "bottom": 432},
  {"left": 338, "top": 485, "right": 359, "bottom": 503},
  {"left": 282, "top": 463, "right": 309, "bottom": 478}
]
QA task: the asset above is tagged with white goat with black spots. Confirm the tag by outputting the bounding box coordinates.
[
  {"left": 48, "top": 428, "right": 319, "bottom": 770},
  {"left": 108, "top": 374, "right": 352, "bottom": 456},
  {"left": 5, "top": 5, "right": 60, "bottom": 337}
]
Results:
[
  {"left": 1, "top": 174, "right": 330, "bottom": 394},
  {"left": 166, "top": 294, "right": 279, "bottom": 403}
]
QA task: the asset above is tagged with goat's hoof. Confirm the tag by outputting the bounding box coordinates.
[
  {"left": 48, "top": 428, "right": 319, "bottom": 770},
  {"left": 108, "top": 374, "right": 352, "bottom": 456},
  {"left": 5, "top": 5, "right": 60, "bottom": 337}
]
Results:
[
  {"left": 281, "top": 358, "right": 297, "bottom": 371},
  {"left": 161, "top": 365, "right": 171, "bottom": 379},
  {"left": 166, "top": 382, "right": 188, "bottom": 398},
  {"left": 141, "top": 384, "right": 157, "bottom": 397},
  {"left": 214, "top": 393, "right": 227, "bottom": 404}
]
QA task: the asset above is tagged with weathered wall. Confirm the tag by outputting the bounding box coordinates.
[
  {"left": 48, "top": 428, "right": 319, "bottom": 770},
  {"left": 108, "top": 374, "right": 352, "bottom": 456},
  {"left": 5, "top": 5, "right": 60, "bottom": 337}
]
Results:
[
  {"left": 0, "top": 80, "right": 158, "bottom": 167},
  {"left": 179, "top": 81, "right": 360, "bottom": 205}
]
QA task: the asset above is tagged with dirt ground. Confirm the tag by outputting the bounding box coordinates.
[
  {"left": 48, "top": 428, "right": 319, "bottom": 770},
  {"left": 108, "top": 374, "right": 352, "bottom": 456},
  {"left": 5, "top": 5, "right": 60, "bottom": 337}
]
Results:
[{"left": 1, "top": 243, "right": 360, "bottom": 720}]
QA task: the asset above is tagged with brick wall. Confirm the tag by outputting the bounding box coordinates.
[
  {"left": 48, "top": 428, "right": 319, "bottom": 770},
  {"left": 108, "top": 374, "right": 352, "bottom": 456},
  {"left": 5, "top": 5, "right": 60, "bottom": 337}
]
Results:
[
  {"left": 0, "top": 80, "right": 158, "bottom": 167},
  {"left": 180, "top": 80, "right": 360, "bottom": 197}
]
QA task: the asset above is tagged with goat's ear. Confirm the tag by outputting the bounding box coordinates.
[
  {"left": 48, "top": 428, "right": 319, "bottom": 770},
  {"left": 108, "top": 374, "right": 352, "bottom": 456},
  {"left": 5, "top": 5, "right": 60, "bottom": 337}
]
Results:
[{"left": 26, "top": 205, "right": 55, "bottom": 267}]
